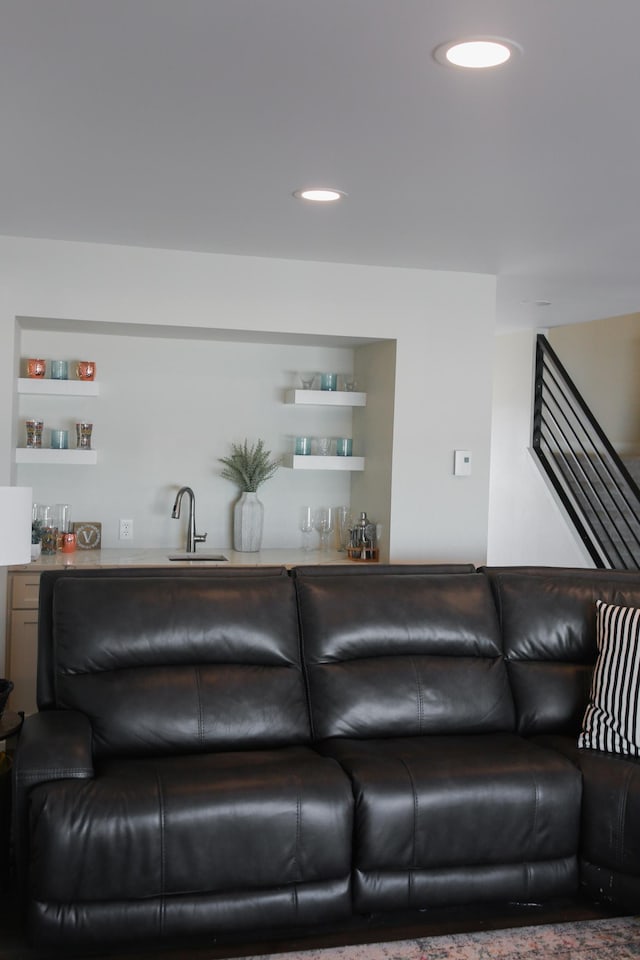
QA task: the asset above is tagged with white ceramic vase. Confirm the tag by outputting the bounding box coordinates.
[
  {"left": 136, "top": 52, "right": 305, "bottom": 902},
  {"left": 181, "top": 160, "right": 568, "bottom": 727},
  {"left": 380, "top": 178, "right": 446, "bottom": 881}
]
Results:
[{"left": 233, "top": 491, "right": 264, "bottom": 552}]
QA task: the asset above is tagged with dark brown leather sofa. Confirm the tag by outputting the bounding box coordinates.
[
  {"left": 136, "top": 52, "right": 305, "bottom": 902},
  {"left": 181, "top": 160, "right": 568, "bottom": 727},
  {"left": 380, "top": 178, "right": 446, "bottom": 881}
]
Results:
[{"left": 12, "top": 564, "right": 640, "bottom": 951}]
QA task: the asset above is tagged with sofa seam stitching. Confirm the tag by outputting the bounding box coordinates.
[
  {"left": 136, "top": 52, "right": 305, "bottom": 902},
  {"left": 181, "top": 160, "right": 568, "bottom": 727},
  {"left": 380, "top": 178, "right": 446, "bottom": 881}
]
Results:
[
  {"left": 616, "top": 764, "right": 632, "bottom": 866},
  {"left": 16, "top": 768, "right": 93, "bottom": 781},
  {"left": 410, "top": 656, "right": 424, "bottom": 735},
  {"left": 155, "top": 765, "right": 167, "bottom": 935},
  {"left": 399, "top": 756, "right": 418, "bottom": 908},
  {"left": 295, "top": 790, "right": 302, "bottom": 889},
  {"left": 293, "top": 586, "right": 316, "bottom": 742},
  {"left": 195, "top": 665, "right": 204, "bottom": 748},
  {"left": 529, "top": 769, "right": 540, "bottom": 902}
]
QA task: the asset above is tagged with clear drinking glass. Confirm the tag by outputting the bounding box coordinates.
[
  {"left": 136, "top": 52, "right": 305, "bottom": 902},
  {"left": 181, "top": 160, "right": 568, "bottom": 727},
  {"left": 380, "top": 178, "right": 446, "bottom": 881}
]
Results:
[
  {"left": 53, "top": 503, "right": 71, "bottom": 534},
  {"left": 300, "top": 506, "right": 315, "bottom": 551},
  {"left": 336, "top": 506, "right": 353, "bottom": 552},
  {"left": 315, "top": 437, "right": 331, "bottom": 456},
  {"left": 36, "top": 504, "right": 54, "bottom": 526}
]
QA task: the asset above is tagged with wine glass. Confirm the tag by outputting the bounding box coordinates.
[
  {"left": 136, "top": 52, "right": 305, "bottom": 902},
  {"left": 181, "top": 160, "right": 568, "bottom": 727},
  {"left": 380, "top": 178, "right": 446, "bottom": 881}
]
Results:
[
  {"left": 300, "top": 505, "right": 315, "bottom": 551},
  {"left": 314, "top": 506, "right": 335, "bottom": 551}
]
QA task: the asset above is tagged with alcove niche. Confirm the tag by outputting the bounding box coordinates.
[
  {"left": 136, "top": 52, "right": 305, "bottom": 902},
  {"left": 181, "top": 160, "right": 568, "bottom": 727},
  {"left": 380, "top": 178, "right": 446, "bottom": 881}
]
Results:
[{"left": 15, "top": 316, "right": 396, "bottom": 557}]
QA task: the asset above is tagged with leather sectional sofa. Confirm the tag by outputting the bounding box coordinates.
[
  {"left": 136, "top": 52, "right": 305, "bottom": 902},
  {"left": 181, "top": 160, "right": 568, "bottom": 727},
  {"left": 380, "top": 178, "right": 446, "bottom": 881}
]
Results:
[{"left": 13, "top": 563, "right": 640, "bottom": 951}]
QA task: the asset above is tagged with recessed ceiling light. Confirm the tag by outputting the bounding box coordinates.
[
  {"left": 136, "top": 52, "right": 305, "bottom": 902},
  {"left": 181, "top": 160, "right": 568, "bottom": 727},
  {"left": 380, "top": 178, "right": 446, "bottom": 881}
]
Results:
[
  {"left": 293, "top": 188, "right": 346, "bottom": 203},
  {"left": 433, "top": 37, "right": 521, "bottom": 69}
]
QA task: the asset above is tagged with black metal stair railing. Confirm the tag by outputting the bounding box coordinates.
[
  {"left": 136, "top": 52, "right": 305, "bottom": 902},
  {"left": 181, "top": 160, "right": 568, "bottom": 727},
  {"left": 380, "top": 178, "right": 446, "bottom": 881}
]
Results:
[{"left": 532, "top": 333, "right": 640, "bottom": 569}]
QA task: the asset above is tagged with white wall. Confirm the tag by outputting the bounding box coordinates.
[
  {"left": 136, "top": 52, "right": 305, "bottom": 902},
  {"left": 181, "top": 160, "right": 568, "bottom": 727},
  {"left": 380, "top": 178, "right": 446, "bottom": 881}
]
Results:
[
  {"left": 351, "top": 340, "right": 396, "bottom": 561},
  {"left": 487, "top": 328, "right": 592, "bottom": 567},
  {"left": 16, "top": 327, "right": 359, "bottom": 551},
  {"left": 1, "top": 236, "right": 497, "bottom": 567},
  {"left": 550, "top": 313, "right": 640, "bottom": 455}
]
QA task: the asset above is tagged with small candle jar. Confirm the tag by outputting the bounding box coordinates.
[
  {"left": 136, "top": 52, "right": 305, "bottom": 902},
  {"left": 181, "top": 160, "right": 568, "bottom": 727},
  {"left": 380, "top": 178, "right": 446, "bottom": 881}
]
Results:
[
  {"left": 50, "top": 360, "right": 68, "bottom": 380},
  {"left": 320, "top": 372, "right": 338, "bottom": 391},
  {"left": 61, "top": 532, "right": 77, "bottom": 553},
  {"left": 27, "top": 358, "right": 46, "bottom": 378},
  {"left": 294, "top": 436, "right": 312, "bottom": 455},
  {"left": 50, "top": 429, "right": 69, "bottom": 449}
]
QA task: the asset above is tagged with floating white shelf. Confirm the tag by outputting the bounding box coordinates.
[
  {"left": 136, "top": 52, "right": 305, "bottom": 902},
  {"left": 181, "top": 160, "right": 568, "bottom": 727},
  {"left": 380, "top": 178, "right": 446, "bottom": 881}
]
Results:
[
  {"left": 15, "top": 448, "right": 98, "bottom": 465},
  {"left": 284, "top": 454, "right": 365, "bottom": 471},
  {"left": 17, "top": 378, "right": 99, "bottom": 397},
  {"left": 285, "top": 389, "right": 366, "bottom": 407}
]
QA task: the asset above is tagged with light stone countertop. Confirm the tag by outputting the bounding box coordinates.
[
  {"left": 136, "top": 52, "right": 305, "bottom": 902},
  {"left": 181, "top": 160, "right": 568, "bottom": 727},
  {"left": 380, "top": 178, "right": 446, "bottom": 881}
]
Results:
[{"left": 11, "top": 546, "right": 355, "bottom": 572}]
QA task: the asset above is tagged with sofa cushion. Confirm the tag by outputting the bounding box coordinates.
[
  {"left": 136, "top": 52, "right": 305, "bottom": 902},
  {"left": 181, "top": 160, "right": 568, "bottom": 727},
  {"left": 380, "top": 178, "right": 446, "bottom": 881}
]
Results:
[
  {"left": 533, "top": 732, "right": 640, "bottom": 879},
  {"left": 297, "top": 573, "right": 514, "bottom": 740},
  {"left": 319, "top": 733, "right": 582, "bottom": 910},
  {"left": 50, "top": 575, "right": 309, "bottom": 756},
  {"left": 578, "top": 748, "right": 640, "bottom": 900},
  {"left": 579, "top": 600, "right": 640, "bottom": 756},
  {"left": 28, "top": 746, "right": 353, "bottom": 903},
  {"left": 38, "top": 566, "right": 288, "bottom": 709},
  {"left": 484, "top": 570, "right": 640, "bottom": 736}
]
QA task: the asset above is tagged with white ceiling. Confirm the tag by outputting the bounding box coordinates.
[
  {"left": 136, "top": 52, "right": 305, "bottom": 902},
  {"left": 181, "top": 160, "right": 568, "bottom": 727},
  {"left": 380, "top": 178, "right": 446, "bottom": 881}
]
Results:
[{"left": 3, "top": 0, "right": 640, "bottom": 330}]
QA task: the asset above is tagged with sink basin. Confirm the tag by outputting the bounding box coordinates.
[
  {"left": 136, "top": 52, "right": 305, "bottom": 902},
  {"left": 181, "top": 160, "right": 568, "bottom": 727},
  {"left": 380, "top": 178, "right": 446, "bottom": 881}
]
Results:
[{"left": 167, "top": 553, "right": 228, "bottom": 561}]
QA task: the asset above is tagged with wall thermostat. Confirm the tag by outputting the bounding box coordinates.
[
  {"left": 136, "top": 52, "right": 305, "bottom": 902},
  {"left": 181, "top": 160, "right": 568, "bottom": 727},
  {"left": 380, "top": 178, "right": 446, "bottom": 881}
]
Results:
[{"left": 454, "top": 450, "right": 472, "bottom": 476}]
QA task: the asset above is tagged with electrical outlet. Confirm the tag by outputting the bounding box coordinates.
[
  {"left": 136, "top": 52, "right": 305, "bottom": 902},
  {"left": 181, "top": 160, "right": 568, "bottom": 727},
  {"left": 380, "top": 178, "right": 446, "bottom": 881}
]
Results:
[{"left": 119, "top": 518, "right": 134, "bottom": 540}]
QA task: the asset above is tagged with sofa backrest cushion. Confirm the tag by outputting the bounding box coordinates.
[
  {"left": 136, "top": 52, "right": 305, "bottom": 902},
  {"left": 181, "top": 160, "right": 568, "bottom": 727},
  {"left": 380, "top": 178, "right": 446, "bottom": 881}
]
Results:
[
  {"left": 49, "top": 575, "right": 310, "bottom": 756},
  {"left": 296, "top": 572, "right": 514, "bottom": 740},
  {"left": 38, "top": 565, "right": 287, "bottom": 709},
  {"left": 484, "top": 568, "right": 640, "bottom": 736}
]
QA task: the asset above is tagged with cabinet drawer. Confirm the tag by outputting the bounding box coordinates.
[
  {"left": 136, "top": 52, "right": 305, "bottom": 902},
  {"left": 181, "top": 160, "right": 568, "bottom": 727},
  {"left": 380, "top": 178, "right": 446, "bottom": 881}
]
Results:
[
  {"left": 10, "top": 572, "right": 41, "bottom": 610},
  {"left": 7, "top": 608, "right": 39, "bottom": 716}
]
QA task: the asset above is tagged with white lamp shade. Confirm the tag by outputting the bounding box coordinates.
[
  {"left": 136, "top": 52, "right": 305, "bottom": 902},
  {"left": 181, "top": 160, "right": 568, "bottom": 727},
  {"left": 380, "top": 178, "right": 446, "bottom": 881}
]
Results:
[{"left": 0, "top": 486, "right": 32, "bottom": 566}]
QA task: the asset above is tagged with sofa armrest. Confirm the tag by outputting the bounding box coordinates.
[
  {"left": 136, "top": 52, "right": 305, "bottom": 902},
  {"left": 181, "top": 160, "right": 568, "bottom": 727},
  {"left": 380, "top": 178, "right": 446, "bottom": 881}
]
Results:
[
  {"left": 13, "top": 710, "right": 94, "bottom": 896},
  {"left": 15, "top": 710, "right": 94, "bottom": 784}
]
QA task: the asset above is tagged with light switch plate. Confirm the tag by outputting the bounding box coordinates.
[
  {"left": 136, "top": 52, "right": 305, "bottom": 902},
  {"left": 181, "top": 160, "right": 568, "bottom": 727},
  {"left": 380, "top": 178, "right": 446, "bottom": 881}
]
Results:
[{"left": 454, "top": 450, "right": 472, "bottom": 476}]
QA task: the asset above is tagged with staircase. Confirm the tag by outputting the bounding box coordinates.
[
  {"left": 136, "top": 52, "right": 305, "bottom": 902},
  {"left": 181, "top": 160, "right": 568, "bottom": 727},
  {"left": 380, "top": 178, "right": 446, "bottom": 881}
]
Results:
[{"left": 533, "top": 334, "right": 640, "bottom": 569}]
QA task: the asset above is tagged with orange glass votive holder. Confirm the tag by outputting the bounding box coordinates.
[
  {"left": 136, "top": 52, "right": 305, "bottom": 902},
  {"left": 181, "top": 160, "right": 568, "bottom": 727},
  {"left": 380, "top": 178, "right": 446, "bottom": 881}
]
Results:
[
  {"left": 27, "top": 358, "right": 46, "bottom": 378},
  {"left": 61, "top": 532, "right": 76, "bottom": 553},
  {"left": 76, "top": 361, "right": 96, "bottom": 381}
]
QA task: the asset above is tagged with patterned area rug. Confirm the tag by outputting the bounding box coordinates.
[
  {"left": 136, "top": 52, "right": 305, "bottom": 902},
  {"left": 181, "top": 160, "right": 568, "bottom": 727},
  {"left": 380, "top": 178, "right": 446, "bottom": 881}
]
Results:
[{"left": 245, "top": 917, "right": 640, "bottom": 960}]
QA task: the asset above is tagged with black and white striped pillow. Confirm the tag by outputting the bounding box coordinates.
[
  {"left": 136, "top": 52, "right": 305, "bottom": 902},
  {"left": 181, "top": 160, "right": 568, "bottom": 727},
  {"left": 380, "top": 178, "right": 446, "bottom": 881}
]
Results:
[{"left": 578, "top": 600, "right": 640, "bottom": 756}]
